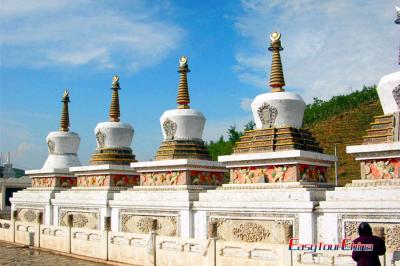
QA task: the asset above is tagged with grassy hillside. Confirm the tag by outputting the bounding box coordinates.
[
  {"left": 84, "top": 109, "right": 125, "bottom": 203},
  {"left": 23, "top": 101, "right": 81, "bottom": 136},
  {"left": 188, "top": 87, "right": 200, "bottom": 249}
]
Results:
[{"left": 306, "top": 99, "right": 382, "bottom": 185}]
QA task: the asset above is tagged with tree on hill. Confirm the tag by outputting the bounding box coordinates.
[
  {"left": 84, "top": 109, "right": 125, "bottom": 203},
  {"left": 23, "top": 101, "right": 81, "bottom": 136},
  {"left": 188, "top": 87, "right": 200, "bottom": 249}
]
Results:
[{"left": 206, "top": 121, "right": 255, "bottom": 160}]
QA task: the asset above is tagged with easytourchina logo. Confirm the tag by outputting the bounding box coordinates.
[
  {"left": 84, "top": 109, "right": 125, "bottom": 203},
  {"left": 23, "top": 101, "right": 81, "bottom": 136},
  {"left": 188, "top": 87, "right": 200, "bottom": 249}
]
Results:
[{"left": 288, "top": 238, "right": 373, "bottom": 252}]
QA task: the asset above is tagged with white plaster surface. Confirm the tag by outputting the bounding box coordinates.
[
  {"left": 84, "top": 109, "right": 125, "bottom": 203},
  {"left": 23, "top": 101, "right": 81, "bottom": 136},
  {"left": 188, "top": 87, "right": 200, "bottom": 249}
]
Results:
[
  {"left": 346, "top": 142, "right": 400, "bottom": 160},
  {"left": 218, "top": 150, "right": 336, "bottom": 167},
  {"left": 110, "top": 188, "right": 209, "bottom": 237},
  {"left": 25, "top": 169, "right": 71, "bottom": 176},
  {"left": 131, "top": 159, "right": 226, "bottom": 172},
  {"left": 69, "top": 164, "right": 136, "bottom": 174},
  {"left": 251, "top": 91, "right": 306, "bottom": 129},
  {"left": 52, "top": 188, "right": 124, "bottom": 230},
  {"left": 319, "top": 181, "right": 400, "bottom": 251},
  {"left": 10, "top": 188, "right": 64, "bottom": 225},
  {"left": 160, "top": 108, "right": 206, "bottom": 141},
  {"left": 377, "top": 71, "right": 400, "bottom": 114},
  {"left": 95, "top": 121, "right": 133, "bottom": 148},
  {"left": 42, "top": 131, "right": 81, "bottom": 170},
  {"left": 194, "top": 185, "right": 327, "bottom": 243}
]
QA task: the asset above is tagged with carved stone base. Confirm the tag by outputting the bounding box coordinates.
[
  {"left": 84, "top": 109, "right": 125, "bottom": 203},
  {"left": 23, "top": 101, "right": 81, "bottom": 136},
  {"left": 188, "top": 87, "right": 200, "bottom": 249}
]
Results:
[
  {"left": 155, "top": 140, "right": 211, "bottom": 161},
  {"left": 91, "top": 147, "right": 136, "bottom": 165},
  {"left": 362, "top": 113, "right": 399, "bottom": 144},
  {"left": 59, "top": 209, "right": 99, "bottom": 229},
  {"left": 120, "top": 213, "right": 178, "bottom": 236},
  {"left": 233, "top": 127, "right": 322, "bottom": 154},
  {"left": 210, "top": 217, "right": 293, "bottom": 244},
  {"left": 16, "top": 208, "right": 43, "bottom": 223},
  {"left": 339, "top": 214, "right": 400, "bottom": 252}
]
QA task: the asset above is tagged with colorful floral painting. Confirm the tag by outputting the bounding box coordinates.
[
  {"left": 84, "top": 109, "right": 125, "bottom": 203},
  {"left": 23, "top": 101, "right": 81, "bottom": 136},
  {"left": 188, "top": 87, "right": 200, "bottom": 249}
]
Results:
[
  {"left": 59, "top": 176, "right": 76, "bottom": 187},
  {"left": 363, "top": 159, "right": 400, "bottom": 179},
  {"left": 140, "top": 170, "right": 224, "bottom": 186},
  {"left": 76, "top": 174, "right": 139, "bottom": 187},
  {"left": 32, "top": 177, "right": 56, "bottom": 187},
  {"left": 141, "top": 171, "right": 185, "bottom": 186},
  {"left": 298, "top": 164, "right": 327, "bottom": 182},
  {"left": 231, "top": 165, "right": 296, "bottom": 184},
  {"left": 191, "top": 171, "right": 224, "bottom": 185},
  {"left": 77, "top": 175, "right": 109, "bottom": 187},
  {"left": 112, "top": 174, "right": 139, "bottom": 186}
]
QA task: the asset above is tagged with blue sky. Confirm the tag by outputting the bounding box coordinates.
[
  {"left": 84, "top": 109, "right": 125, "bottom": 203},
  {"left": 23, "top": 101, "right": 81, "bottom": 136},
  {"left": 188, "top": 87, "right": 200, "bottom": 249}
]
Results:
[{"left": 0, "top": 0, "right": 399, "bottom": 169}]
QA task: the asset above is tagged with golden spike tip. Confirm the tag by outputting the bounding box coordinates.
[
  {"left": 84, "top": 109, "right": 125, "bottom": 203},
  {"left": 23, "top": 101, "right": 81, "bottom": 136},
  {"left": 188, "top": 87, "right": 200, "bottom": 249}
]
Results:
[
  {"left": 268, "top": 32, "right": 285, "bottom": 92},
  {"left": 177, "top": 56, "right": 190, "bottom": 109}
]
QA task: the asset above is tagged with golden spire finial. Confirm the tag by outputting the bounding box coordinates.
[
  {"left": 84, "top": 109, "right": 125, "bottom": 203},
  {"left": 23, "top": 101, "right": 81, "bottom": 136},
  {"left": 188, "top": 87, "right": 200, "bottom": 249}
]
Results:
[
  {"left": 109, "top": 75, "right": 121, "bottom": 122},
  {"left": 268, "top": 32, "right": 285, "bottom": 92},
  {"left": 60, "top": 90, "right": 70, "bottom": 132},
  {"left": 176, "top": 56, "right": 190, "bottom": 109}
]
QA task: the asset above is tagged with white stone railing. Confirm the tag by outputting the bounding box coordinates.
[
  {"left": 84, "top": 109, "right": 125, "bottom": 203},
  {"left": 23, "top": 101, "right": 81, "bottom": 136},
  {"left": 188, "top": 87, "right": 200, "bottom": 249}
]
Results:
[
  {"left": 216, "top": 240, "right": 291, "bottom": 266},
  {"left": 0, "top": 219, "right": 13, "bottom": 242},
  {"left": 293, "top": 251, "right": 355, "bottom": 266},
  {"left": 40, "top": 224, "right": 70, "bottom": 253},
  {"left": 108, "top": 231, "right": 149, "bottom": 265},
  {"left": 156, "top": 236, "right": 214, "bottom": 266},
  {"left": 14, "top": 221, "right": 40, "bottom": 247},
  {"left": 70, "top": 227, "right": 108, "bottom": 260},
  {"left": 0, "top": 221, "right": 364, "bottom": 266}
]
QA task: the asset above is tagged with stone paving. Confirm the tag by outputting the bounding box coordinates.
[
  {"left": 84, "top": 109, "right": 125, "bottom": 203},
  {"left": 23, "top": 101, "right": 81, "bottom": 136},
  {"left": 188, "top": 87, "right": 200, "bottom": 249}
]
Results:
[{"left": 0, "top": 241, "right": 108, "bottom": 265}]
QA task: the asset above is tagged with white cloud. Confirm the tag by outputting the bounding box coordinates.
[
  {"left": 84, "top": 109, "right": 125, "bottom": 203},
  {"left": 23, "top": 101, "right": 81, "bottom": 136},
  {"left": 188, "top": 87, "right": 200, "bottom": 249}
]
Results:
[
  {"left": 0, "top": 0, "right": 184, "bottom": 70},
  {"left": 0, "top": 118, "right": 46, "bottom": 169},
  {"left": 234, "top": 0, "right": 399, "bottom": 102},
  {"left": 240, "top": 97, "right": 253, "bottom": 112}
]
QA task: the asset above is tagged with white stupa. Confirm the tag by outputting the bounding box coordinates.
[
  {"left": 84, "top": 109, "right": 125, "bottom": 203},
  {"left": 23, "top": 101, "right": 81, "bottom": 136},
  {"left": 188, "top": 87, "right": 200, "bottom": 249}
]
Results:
[
  {"left": 91, "top": 75, "right": 136, "bottom": 165},
  {"left": 42, "top": 90, "right": 81, "bottom": 169},
  {"left": 51, "top": 76, "right": 139, "bottom": 231},
  {"left": 156, "top": 56, "right": 210, "bottom": 160},
  {"left": 110, "top": 57, "right": 226, "bottom": 237},
  {"left": 11, "top": 90, "right": 81, "bottom": 225}
]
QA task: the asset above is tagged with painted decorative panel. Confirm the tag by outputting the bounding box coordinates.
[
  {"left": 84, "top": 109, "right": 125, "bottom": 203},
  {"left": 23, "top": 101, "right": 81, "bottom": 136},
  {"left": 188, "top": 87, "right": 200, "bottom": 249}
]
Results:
[
  {"left": 190, "top": 171, "right": 224, "bottom": 186},
  {"left": 361, "top": 159, "right": 400, "bottom": 179},
  {"left": 231, "top": 164, "right": 328, "bottom": 184},
  {"left": 231, "top": 165, "right": 297, "bottom": 183},
  {"left": 298, "top": 164, "right": 327, "bottom": 182},
  {"left": 77, "top": 174, "right": 139, "bottom": 187},
  {"left": 32, "top": 176, "right": 76, "bottom": 188},
  {"left": 32, "top": 177, "right": 56, "bottom": 188},
  {"left": 163, "top": 118, "right": 177, "bottom": 140},
  {"left": 258, "top": 102, "right": 278, "bottom": 128},
  {"left": 141, "top": 171, "right": 185, "bottom": 186}
]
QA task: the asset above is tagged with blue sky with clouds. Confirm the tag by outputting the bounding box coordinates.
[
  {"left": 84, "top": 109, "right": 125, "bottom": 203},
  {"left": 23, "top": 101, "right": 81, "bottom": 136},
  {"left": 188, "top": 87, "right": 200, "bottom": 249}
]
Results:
[{"left": 0, "top": 0, "right": 399, "bottom": 169}]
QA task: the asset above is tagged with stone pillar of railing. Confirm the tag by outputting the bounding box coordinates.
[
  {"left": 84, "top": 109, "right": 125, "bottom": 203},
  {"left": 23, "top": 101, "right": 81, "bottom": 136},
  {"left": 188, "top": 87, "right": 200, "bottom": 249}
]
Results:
[
  {"left": 67, "top": 214, "right": 73, "bottom": 254},
  {"left": 104, "top": 216, "right": 111, "bottom": 261},
  {"left": 145, "top": 218, "right": 158, "bottom": 266},
  {"left": 207, "top": 221, "right": 218, "bottom": 266},
  {"left": 374, "top": 227, "right": 386, "bottom": 266},
  {"left": 11, "top": 210, "right": 17, "bottom": 243},
  {"left": 104, "top": 216, "right": 111, "bottom": 231}
]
